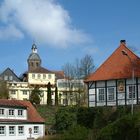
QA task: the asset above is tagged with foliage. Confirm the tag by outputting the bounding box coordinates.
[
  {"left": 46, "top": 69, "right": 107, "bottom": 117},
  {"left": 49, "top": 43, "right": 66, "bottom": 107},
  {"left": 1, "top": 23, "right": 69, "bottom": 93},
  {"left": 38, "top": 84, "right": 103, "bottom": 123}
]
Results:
[
  {"left": 47, "top": 82, "right": 52, "bottom": 106},
  {"left": 96, "top": 115, "right": 139, "bottom": 140},
  {"left": 55, "top": 86, "right": 58, "bottom": 106},
  {"left": 55, "top": 107, "right": 77, "bottom": 131},
  {"left": 0, "top": 80, "right": 9, "bottom": 99},
  {"left": 62, "top": 125, "right": 89, "bottom": 140},
  {"left": 29, "top": 86, "right": 42, "bottom": 105},
  {"left": 77, "top": 107, "right": 95, "bottom": 128}
]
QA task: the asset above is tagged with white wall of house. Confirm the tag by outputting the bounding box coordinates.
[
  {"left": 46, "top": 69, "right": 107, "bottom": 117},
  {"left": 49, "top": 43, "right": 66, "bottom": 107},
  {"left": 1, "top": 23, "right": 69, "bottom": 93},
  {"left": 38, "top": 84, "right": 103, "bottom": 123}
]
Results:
[
  {"left": 0, "top": 107, "right": 27, "bottom": 120},
  {"left": 88, "top": 78, "right": 140, "bottom": 107},
  {"left": 0, "top": 124, "right": 45, "bottom": 140}
]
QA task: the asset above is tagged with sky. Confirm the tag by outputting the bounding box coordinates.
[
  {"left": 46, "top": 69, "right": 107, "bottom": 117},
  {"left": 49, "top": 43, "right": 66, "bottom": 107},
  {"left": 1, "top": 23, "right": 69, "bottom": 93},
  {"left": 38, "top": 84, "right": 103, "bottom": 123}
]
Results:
[{"left": 0, "top": 0, "right": 140, "bottom": 76}]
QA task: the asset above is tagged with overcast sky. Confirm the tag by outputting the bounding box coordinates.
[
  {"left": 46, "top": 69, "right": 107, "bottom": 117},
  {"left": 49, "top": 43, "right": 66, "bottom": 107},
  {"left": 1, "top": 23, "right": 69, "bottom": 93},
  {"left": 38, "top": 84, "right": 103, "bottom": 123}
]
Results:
[{"left": 0, "top": 0, "right": 140, "bottom": 75}]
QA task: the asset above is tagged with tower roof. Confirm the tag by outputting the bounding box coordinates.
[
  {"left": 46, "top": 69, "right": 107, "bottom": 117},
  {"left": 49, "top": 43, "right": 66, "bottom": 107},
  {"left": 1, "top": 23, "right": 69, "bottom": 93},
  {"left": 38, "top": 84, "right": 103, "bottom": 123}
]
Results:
[
  {"left": 28, "top": 43, "right": 41, "bottom": 61},
  {"left": 86, "top": 40, "right": 140, "bottom": 82}
]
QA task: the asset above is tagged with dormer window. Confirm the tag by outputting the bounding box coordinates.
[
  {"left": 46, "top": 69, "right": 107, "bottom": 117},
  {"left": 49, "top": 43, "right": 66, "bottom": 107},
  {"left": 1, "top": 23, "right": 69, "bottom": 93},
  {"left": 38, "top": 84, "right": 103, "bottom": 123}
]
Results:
[
  {"left": 0, "top": 109, "right": 4, "bottom": 116},
  {"left": 18, "top": 110, "right": 23, "bottom": 116},
  {"left": 9, "top": 109, "right": 14, "bottom": 116}
]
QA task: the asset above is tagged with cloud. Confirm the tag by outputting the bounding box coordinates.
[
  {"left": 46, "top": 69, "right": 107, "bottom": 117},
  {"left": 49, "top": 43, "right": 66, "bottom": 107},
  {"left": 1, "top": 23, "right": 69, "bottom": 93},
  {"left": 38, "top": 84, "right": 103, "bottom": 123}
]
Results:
[
  {"left": 0, "top": 0, "right": 91, "bottom": 47},
  {"left": 0, "top": 24, "right": 24, "bottom": 40}
]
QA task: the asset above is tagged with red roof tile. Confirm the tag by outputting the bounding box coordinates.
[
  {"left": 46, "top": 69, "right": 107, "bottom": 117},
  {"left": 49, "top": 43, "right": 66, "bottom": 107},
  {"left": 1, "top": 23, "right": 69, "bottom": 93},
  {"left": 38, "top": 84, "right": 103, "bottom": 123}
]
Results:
[
  {"left": 0, "top": 99, "right": 44, "bottom": 123},
  {"left": 86, "top": 42, "right": 140, "bottom": 82}
]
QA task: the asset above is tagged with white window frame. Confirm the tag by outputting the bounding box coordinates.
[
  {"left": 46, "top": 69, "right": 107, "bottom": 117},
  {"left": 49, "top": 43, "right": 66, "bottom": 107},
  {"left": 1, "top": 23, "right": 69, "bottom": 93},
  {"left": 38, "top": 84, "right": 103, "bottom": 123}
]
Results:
[
  {"left": 32, "top": 74, "right": 35, "bottom": 79},
  {"left": 9, "top": 109, "right": 15, "bottom": 116},
  {"left": 9, "top": 126, "right": 15, "bottom": 135},
  {"left": 0, "top": 109, "right": 4, "bottom": 116},
  {"left": 127, "top": 85, "right": 136, "bottom": 99},
  {"left": 0, "top": 126, "right": 5, "bottom": 135},
  {"left": 18, "top": 126, "right": 24, "bottom": 135},
  {"left": 48, "top": 74, "right": 52, "bottom": 79},
  {"left": 22, "top": 90, "right": 27, "bottom": 95},
  {"left": 11, "top": 90, "right": 16, "bottom": 95},
  {"left": 98, "top": 88, "right": 105, "bottom": 101},
  {"left": 18, "top": 110, "right": 23, "bottom": 116},
  {"left": 34, "top": 126, "right": 39, "bottom": 134},
  {"left": 43, "top": 74, "right": 46, "bottom": 79},
  {"left": 107, "top": 87, "right": 115, "bottom": 101}
]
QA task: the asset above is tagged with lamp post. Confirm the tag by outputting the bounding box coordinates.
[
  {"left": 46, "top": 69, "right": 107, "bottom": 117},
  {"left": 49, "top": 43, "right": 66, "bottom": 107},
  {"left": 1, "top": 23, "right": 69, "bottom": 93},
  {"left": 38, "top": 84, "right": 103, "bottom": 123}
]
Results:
[{"left": 122, "top": 50, "right": 134, "bottom": 115}]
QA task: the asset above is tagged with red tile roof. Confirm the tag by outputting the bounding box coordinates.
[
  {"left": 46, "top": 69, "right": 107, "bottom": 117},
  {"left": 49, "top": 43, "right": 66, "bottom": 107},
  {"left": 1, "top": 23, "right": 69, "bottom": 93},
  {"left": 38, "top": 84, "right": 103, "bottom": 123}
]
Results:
[
  {"left": 86, "top": 42, "right": 140, "bottom": 82},
  {"left": 0, "top": 99, "right": 44, "bottom": 123},
  {"left": 29, "top": 66, "right": 52, "bottom": 74}
]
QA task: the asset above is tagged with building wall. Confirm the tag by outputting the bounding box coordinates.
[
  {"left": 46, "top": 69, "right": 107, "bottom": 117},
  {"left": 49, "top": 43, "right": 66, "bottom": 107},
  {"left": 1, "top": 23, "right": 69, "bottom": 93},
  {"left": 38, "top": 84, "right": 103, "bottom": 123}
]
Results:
[
  {"left": 28, "top": 73, "right": 55, "bottom": 85},
  {"left": 0, "top": 124, "right": 45, "bottom": 140},
  {"left": 88, "top": 78, "right": 140, "bottom": 107},
  {"left": 8, "top": 79, "right": 85, "bottom": 106}
]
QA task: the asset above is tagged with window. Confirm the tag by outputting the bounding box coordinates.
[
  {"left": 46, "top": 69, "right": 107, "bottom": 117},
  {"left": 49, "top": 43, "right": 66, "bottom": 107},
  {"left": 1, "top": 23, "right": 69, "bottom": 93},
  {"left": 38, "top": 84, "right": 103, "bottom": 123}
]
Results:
[
  {"left": 0, "top": 109, "right": 4, "bottom": 116},
  {"left": 34, "top": 126, "right": 39, "bottom": 134},
  {"left": 48, "top": 74, "right": 52, "bottom": 79},
  {"left": 9, "top": 109, "right": 14, "bottom": 116},
  {"left": 108, "top": 87, "right": 115, "bottom": 101},
  {"left": 11, "top": 90, "right": 16, "bottom": 95},
  {"left": 32, "top": 74, "right": 35, "bottom": 79},
  {"left": 9, "top": 76, "right": 13, "bottom": 81},
  {"left": 4, "top": 75, "right": 8, "bottom": 81},
  {"left": 0, "top": 126, "right": 5, "bottom": 135},
  {"left": 9, "top": 126, "right": 15, "bottom": 135},
  {"left": 18, "top": 110, "right": 23, "bottom": 116},
  {"left": 22, "top": 90, "right": 27, "bottom": 95},
  {"left": 43, "top": 74, "right": 46, "bottom": 79},
  {"left": 128, "top": 86, "right": 136, "bottom": 99},
  {"left": 38, "top": 74, "right": 41, "bottom": 79},
  {"left": 18, "top": 126, "right": 24, "bottom": 135},
  {"left": 98, "top": 88, "right": 105, "bottom": 101}
]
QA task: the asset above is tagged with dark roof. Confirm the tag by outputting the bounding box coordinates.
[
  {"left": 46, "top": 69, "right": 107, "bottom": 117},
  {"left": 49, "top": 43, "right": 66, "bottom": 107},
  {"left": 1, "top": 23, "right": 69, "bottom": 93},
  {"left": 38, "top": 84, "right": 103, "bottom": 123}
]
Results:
[
  {"left": 0, "top": 68, "right": 21, "bottom": 82},
  {"left": 86, "top": 42, "right": 140, "bottom": 82},
  {"left": 0, "top": 99, "right": 44, "bottom": 123},
  {"left": 28, "top": 53, "right": 41, "bottom": 61}
]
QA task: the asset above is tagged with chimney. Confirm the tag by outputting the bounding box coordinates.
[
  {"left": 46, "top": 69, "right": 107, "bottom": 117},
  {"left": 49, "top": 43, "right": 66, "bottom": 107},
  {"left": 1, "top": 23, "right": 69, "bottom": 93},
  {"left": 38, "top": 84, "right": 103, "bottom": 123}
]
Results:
[{"left": 120, "top": 40, "right": 126, "bottom": 45}]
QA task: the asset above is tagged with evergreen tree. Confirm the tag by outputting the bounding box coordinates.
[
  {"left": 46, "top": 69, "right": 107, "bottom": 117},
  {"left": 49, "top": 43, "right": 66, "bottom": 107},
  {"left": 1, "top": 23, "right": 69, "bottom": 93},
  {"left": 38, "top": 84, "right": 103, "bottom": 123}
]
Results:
[
  {"left": 29, "top": 86, "right": 41, "bottom": 105},
  {"left": 47, "top": 82, "right": 52, "bottom": 106},
  {"left": 55, "top": 86, "right": 58, "bottom": 106}
]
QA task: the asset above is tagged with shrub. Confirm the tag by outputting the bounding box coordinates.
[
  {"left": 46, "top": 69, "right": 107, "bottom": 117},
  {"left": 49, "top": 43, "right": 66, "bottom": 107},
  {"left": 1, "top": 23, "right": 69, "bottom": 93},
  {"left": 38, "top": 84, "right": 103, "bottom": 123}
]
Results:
[
  {"left": 55, "top": 107, "right": 77, "bottom": 131},
  {"left": 62, "top": 125, "right": 89, "bottom": 140}
]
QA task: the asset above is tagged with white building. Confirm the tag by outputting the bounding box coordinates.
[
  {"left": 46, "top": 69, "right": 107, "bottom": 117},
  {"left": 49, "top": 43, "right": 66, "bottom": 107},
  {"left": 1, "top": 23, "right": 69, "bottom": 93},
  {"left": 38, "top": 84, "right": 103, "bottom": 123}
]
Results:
[
  {"left": 85, "top": 40, "right": 140, "bottom": 107},
  {"left": 0, "top": 99, "right": 45, "bottom": 140},
  {"left": 0, "top": 44, "right": 85, "bottom": 106}
]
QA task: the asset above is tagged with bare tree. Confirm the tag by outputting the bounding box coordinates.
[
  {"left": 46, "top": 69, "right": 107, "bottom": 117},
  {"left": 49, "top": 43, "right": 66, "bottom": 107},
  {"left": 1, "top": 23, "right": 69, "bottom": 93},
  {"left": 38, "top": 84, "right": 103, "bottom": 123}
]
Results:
[{"left": 80, "top": 54, "right": 95, "bottom": 79}]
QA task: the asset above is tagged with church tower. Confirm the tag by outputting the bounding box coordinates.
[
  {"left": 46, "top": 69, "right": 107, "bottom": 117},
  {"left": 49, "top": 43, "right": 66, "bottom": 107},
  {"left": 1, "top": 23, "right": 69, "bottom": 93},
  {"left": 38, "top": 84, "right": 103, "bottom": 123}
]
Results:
[{"left": 27, "top": 44, "right": 41, "bottom": 71}]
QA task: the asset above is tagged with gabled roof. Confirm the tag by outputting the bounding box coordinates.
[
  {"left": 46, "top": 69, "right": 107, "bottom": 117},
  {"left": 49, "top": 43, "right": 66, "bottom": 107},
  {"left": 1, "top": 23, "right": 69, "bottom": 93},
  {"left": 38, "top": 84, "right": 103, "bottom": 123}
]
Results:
[
  {"left": 0, "top": 67, "right": 21, "bottom": 82},
  {"left": 0, "top": 99, "right": 44, "bottom": 123},
  {"left": 86, "top": 41, "right": 140, "bottom": 82}
]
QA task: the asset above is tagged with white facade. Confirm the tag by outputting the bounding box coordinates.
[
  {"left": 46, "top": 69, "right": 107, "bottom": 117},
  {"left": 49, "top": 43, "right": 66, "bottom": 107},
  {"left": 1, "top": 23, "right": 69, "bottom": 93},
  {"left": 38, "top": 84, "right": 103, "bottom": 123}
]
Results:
[
  {"left": 0, "top": 101, "right": 45, "bottom": 140},
  {"left": 0, "top": 124, "right": 44, "bottom": 140},
  {"left": 88, "top": 78, "right": 140, "bottom": 107},
  {"left": 8, "top": 79, "right": 85, "bottom": 106}
]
